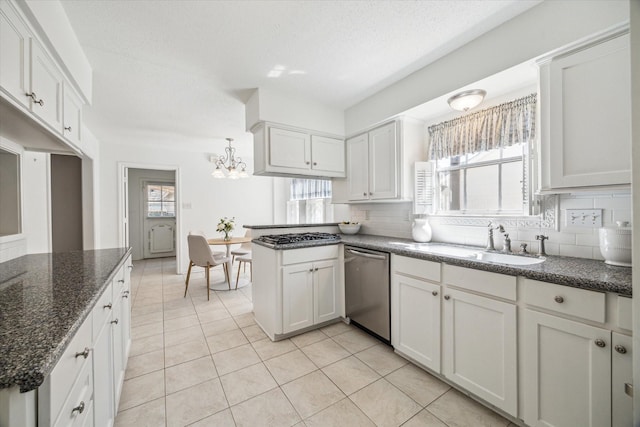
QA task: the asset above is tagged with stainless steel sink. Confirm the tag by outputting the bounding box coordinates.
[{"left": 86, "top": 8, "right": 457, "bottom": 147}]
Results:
[{"left": 390, "top": 242, "right": 545, "bottom": 265}]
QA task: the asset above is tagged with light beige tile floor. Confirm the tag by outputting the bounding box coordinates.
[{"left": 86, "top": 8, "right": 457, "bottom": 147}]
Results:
[{"left": 115, "top": 257, "right": 517, "bottom": 427}]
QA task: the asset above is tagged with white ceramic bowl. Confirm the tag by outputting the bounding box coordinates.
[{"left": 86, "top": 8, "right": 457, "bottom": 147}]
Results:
[
  {"left": 338, "top": 223, "right": 361, "bottom": 235},
  {"left": 599, "top": 226, "right": 632, "bottom": 267}
]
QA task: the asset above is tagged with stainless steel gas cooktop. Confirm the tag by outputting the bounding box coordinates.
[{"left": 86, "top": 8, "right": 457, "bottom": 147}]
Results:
[{"left": 256, "top": 232, "right": 341, "bottom": 246}]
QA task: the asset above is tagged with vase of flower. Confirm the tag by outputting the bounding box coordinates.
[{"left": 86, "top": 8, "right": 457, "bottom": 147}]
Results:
[{"left": 217, "top": 217, "right": 235, "bottom": 241}]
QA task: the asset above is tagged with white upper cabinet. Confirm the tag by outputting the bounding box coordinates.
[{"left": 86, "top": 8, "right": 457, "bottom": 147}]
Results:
[
  {"left": 0, "top": 0, "right": 30, "bottom": 109},
  {"left": 29, "top": 39, "right": 63, "bottom": 132},
  {"left": 538, "top": 30, "right": 631, "bottom": 191},
  {"left": 334, "top": 117, "right": 425, "bottom": 203},
  {"left": 252, "top": 122, "right": 345, "bottom": 178},
  {"left": 63, "top": 84, "right": 83, "bottom": 148}
]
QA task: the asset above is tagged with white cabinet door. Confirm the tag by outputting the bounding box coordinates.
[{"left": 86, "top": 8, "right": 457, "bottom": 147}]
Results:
[
  {"left": 443, "top": 288, "right": 517, "bottom": 416},
  {"left": 0, "top": 1, "right": 30, "bottom": 108},
  {"left": 282, "top": 263, "right": 314, "bottom": 333},
  {"left": 611, "top": 332, "right": 632, "bottom": 427},
  {"left": 313, "top": 259, "right": 340, "bottom": 324},
  {"left": 391, "top": 273, "right": 441, "bottom": 372},
  {"left": 92, "top": 317, "right": 114, "bottom": 427},
  {"left": 523, "top": 309, "right": 611, "bottom": 427},
  {"left": 30, "top": 39, "right": 63, "bottom": 131},
  {"left": 542, "top": 33, "right": 630, "bottom": 189},
  {"left": 347, "top": 133, "right": 369, "bottom": 200},
  {"left": 268, "top": 127, "right": 311, "bottom": 171},
  {"left": 111, "top": 296, "right": 125, "bottom": 413},
  {"left": 368, "top": 121, "right": 398, "bottom": 199},
  {"left": 63, "top": 85, "right": 82, "bottom": 148},
  {"left": 311, "top": 135, "right": 345, "bottom": 176}
]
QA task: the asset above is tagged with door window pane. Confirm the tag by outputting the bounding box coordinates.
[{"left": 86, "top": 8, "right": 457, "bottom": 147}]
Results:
[{"left": 146, "top": 184, "right": 175, "bottom": 217}]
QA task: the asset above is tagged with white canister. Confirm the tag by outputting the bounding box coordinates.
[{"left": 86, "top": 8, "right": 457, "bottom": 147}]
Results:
[
  {"left": 412, "top": 217, "right": 432, "bottom": 243},
  {"left": 598, "top": 221, "right": 632, "bottom": 267}
]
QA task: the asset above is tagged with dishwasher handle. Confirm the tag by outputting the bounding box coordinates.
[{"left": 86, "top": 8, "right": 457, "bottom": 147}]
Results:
[{"left": 345, "top": 248, "right": 387, "bottom": 261}]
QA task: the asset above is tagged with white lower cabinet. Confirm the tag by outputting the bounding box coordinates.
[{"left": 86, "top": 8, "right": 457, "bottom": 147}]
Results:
[
  {"left": 283, "top": 259, "right": 340, "bottom": 333},
  {"left": 391, "top": 272, "right": 441, "bottom": 372},
  {"left": 442, "top": 288, "right": 517, "bottom": 416},
  {"left": 523, "top": 309, "right": 611, "bottom": 427},
  {"left": 611, "top": 332, "right": 633, "bottom": 427}
]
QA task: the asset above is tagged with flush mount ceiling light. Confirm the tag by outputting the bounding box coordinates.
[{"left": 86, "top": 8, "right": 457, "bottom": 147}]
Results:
[
  {"left": 211, "top": 138, "right": 248, "bottom": 179},
  {"left": 447, "top": 89, "right": 487, "bottom": 112}
]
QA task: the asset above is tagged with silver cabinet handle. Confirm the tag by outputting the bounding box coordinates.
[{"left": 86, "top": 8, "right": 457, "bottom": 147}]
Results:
[
  {"left": 369, "top": 192, "right": 373, "bottom": 196},
  {"left": 111, "top": 319, "right": 119, "bottom": 325},
  {"left": 625, "top": 383, "right": 633, "bottom": 397},
  {"left": 128, "top": 265, "right": 133, "bottom": 270},
  {"left": 554, "top": 296, "right": 564, "bottom": 303},
  {"left": 75, "top": 347, "right": 90, "bottom": 359},
  {"left": 444, "top": 295, "right": 451, "bottom": 300},
  {"left": 615, "top": 345, "right": 627, "bottom": 354},
  {"left": 103, "top": 303, "right": 112, "bottom": 309},
  {"left": 72, "top": 401, "right": 85, "bottom": 414},
  {"left": 594, "top": 339, "right": 606, "bottom": 348},
  {"left": 64, "top": 125, "right": 72, "bottom": 132},
  {"left": 26, "top": 92, "right": 44, "bottom": 106},
  {"left": 432, "top": 290, "right": 438, "bottom": 296},
  {"left": 313, "top": 162, "right": 317, "bottom": 166},
  {"left": 118, "top": 279, "right": 125, "bottom": 283},
  {"left": 305, "top": 161, "right": 310, "bottom": 165},
  {"left": 309, "top": 268, "right": 314, "bottom": 272},
  {"left": 363, "top": 192, "right": 367, "bottom": 196}
]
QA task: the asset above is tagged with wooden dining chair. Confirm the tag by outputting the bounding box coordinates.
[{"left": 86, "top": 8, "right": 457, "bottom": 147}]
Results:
[
  {"left": 231, "top": 229, "right": 252, "bottom": 263},
  {"left": 235, "top": 252, "right": 252, "bottom": 289},
  {"left": 185, "top": 234, "right": 231, "bottom": 300}
]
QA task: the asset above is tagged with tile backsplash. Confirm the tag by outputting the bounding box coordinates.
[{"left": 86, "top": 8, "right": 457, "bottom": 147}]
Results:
[{"left": 348, "top": 191, "right": 631, "bottom": 260}]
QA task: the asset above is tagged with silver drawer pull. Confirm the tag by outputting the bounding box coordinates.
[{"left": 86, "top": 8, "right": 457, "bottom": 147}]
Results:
[
  {"left": 594, "top": 339, "right": 606, "bottom": 348},
  {"left": 128, "top": 265, "right": 133, "bottom": 270},
  {"left": 625, "top": 383, "right": 633, "bottom": 397},
  {"left": 64, "top": 125, "right": 72, "bottom": 132},
  {"left": 554, "top": 295, "right": 564, "bottom": 303},
  {"left": 432, "top": 290, "right": 438, "bottom": 296},
  {"left": 615, "top": 345, "right": 627, "bottom": 354},
  {"left": 72, "top": 401, "right": 85, "bottom": 415},
  {"left": 111, "top": 318, "right": 119, "bottom": 325},
  {"left": 118, "top": 279, "right": 125, "bottom": 283},
  {"left": 74, "top": 348, "right": 90, "bottom": 359},
  {"left": 103, "top": 303, "right": 112, "bottom": 309},
  {"left": 26, "top": 91, "right": 44, "bottom": 106},
  {"left": 444, "top": 295, "right": 451, "bottom": 300}
]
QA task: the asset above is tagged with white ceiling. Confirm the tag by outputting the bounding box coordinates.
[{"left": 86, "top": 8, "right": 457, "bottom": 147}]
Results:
[{"left": 60, "top": 0, "right": 540, "bottom": 152}]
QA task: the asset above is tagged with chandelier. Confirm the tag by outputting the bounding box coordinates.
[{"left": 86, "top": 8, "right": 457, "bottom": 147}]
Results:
[{"left": 211, "top": 138, "right": 248, "bottom": 179}]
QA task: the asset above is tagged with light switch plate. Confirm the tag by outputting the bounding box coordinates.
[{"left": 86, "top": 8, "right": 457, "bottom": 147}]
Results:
[{"left": 565, "top": 209, "right": 603, "bottom": 227}]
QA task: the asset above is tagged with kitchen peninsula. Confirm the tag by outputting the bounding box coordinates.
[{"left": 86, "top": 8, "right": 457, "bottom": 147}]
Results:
[{"left": 0, "top": 248, "right": 132, "bottom": 427}]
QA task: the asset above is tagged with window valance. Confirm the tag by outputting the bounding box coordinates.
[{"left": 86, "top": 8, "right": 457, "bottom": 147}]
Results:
[{"left": 428, "top": 93, "right": 537, "bottom": 160}]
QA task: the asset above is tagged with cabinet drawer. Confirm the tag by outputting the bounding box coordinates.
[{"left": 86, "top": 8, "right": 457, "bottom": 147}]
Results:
[
  {"left": 392, "top": 255, "right": 440, "bottom": 282},
  {"left": 617, "top": 296, "right": 632, "bottom": 331},
  {"left": 53, "top": 356, "right": 94, "bottom": 427},
  {"left": 92, "top": 282, "right": 114, "bottom": 340},
  {"left": 112, "top": 265, "right": 127, "bottom": 299},
  {"left": 282, "top": 245, "right": 339, "bottom": 265},
  {"left": 522, "top": 279, "right": 605, "bottom": 323},
  {"left": 42, "top": 315, "right": 92, "bottom": 424},
  {"left": 442, "top": 264, "right": 516, "bottom": 301}
]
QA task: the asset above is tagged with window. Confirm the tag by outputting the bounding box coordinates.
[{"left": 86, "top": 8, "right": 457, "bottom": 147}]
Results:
[
  {"left": 428, "top": 93, "right": 536, "bottom": 216},
  {"left": 146, "top": 183, "right": 175, "bottom": 217},
  {"left": 436, "top": 143, "right": 526, "bottom": 214},
  {"left": 287, "top": 179, "right": 332, "bottom": 223}
]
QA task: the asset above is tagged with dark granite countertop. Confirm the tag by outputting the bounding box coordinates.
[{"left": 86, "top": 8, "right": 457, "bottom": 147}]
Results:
[
  {"left": 0, "top": 248, "right": 131, "bottom": 392},
  {"left": 340, "top": 235, "right": 632, "bottom": 296},
  {"left": 252, "top": 239, "right": 342, "bottom": 250}
]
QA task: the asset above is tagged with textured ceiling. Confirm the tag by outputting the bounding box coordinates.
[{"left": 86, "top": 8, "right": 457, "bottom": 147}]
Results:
[{"left": 60, "top": 0, "right": 540, "bottom": 150}]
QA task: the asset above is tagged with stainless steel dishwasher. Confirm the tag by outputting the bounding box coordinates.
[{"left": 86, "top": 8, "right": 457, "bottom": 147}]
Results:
[{"left": 344, "top": 245, "right": 391, "bottom": 344}]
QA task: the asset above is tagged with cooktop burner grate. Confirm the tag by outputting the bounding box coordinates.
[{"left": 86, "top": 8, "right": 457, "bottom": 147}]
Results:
[{"left": 257, "top": 232, "right": 341, "bottom": 245}]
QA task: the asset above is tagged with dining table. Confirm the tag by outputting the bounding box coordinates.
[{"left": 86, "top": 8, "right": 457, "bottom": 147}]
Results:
[{"left": 207, "top": 236, "right": 252, "bottom": 290}]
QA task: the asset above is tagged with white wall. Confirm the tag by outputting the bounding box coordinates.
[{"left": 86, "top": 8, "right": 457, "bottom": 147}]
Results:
[
  {"left": 22, "top": 151, "right": 50, "bottom": 254},
  {"left": 98, "top": 139, "right": 275, "bottom": 273},
  {"left": 345, "top": 0, "right": 630, "bottom": 134}
]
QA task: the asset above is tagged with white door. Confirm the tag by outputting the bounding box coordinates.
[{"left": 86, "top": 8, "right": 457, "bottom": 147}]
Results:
[
  {"left": 314, "top": 259, "right": 339, "bottom": 324},
  {"left": 310, "top": 135, "right": 345, "bottom": 176},
  {"left": 0, "top": 1, "right": 30, "bottom": 108},
  {"left": 391, "top": 274, "right": 441, "bottom": 372},
  {"left": 612, "top": 332, "right": 633, "bottom": 427},
  {"left": 368, "top": 121, "right": 398, "bottom": 199},
  {"left": 142, "top": 181, "right": 176, "bottom": 259},
  {"left": 347, "top": 133, "right": 369, "bottom": 200},
  {"left": 442, "top": 288, "right": 517, "bottom": 416},
  {"left": 282, "top": 263, "right": 314, "bottom": 333},
  {"left": 30, "top": 39, "right": 63, "bottom": 131},
  {"left": 523, "top": 309, "right": 611, "bottom": 427}
]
